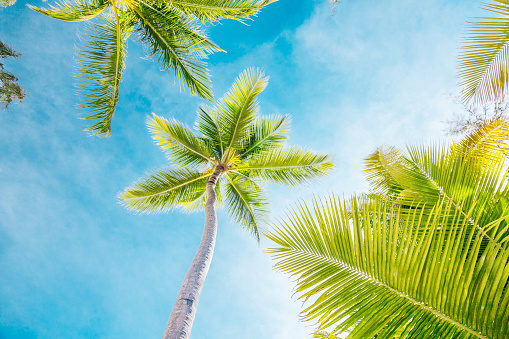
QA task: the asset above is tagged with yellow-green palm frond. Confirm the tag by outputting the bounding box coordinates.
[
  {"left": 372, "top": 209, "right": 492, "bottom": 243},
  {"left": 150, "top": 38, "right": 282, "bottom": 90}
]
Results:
[
  {"left": 132, "top": 2, "right": 220, "bottom": 101},
  {"left": 224, "top": 172, "right": 269, "bottom": 241},
  {"left": 216, "top": 68, "right": 268, "bottom": 162},
  {"left": 364, "top": 146, "right": 405, "bottom": 197},
  {"left": 148, "top": 114, "right": 214, "bottom": 168},
  {"left": 459, "top": 0, "right": 509, "bottom": 104},
  {"left": 28, "top": 0, "right": 108, "bottom": 22},
  {"left": 234, "top": 146, "right": 334, "bottom": 186},
  {"left": 195, "top": 106, "right": 226, "bottom": 159},
  {"left": 119, "top": 167, "right": 210, "bottom": 213},
  {"left": 181, "top": 179, "right": 223, "bottom": 212},
  {"left": 169, "top": 0, "right": 277, "bottom": 23},
  {"left": 267, "top": 195, "right": 509, "bottom": 338},
  {"left": 238, "top": 114, "right": 290, "bottom": 158},
  {"left": 76, "top": 14, "right": 132, "bottom": 137}
]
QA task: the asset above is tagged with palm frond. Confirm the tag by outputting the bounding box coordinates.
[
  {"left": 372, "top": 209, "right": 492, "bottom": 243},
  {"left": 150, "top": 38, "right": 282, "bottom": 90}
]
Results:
[
  {"left": 224, "top": 172, "right": 269, "bottom": 241},
  {"left": 195, "top": 105, "right": 226, "bottom": 159},
  {"left": 238, "top": 114, "right": 290, "bottom": 158},
  {"left": 119, "top": 167, "right": 209, "bottom": 213},
  {"left": 132, "top": 2, "right": 220, "bottom": 101},
  {"left": 459, "top": 0, "right": 509, "bottom": 103},
  {"left": 364, "top": 146, "right": 405, "bottom": 197},
  {"left": 76, "top": 14, "right": 132, "bottom": 137},
  {"left": 267, "top": 195, "right": 509, "bottom": 338},
  {"left": 234, "top": 146, "right": 334, "bottom": 186},
  {"left": 148, "top": 114, "right": 214, "bottom": 167},
  {"left": 168, "top": 0, "right": 276, "bottom": 23},
  {"left": 28, "top": 0, "right": 109, "bottom": 22},
  {"left": 216, "top": 68, "right": 268, "bottom": 162}
]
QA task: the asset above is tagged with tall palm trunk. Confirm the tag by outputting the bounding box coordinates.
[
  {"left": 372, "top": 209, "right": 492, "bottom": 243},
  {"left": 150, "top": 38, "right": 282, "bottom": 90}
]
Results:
[{"left": 162, "top": 165, "right": 224, "bottom": 339}]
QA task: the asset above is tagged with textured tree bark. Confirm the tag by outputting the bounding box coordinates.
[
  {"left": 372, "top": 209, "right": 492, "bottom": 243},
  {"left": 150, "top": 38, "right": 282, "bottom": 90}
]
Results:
[{"left": 162, "top": 165, "right": 224, "bottom": 339}]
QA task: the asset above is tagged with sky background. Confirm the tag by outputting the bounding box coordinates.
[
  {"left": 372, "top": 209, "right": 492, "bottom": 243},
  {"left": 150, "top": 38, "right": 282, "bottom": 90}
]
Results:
[{"left": 0, "top": 0, "right": 484, "bottom": 338}]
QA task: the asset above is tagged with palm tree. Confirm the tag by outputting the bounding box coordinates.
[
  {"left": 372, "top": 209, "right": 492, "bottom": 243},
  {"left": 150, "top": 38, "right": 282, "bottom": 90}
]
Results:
[
  {"left": 29, "top": 0, "right": 275, "bottom": 137},
  {"left": 268, "top": 119, "right": 509, "bottom": 338},
  {"left": 458, "top": 0, "right": 509, "bottom": 104},
  {"left": 119, "top": 68, "right": 334, "bottom": 339}
]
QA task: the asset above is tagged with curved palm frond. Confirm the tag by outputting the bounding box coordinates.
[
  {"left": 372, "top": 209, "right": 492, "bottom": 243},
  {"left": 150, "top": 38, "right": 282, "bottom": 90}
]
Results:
[
  {"left": 235, "top": 146, "right": 334, "bottom": 186},
  {"left": 132, "top": 2, "right": 220, "bottom": 101},
  {"left": 267, "top": 195, "right": 509, "bottom": 338},
  {"left": 148, "top": 114, "right": 214, "bottom": 167},
  {"left": 224, "top": 172, "right": 269, "bottom": 241},
  {"left": 76, "top": 14, "right": 132, "bottom": 137},
  {"left": 238, "top": 114, "right": 290, "bottom": 158},
  {"left": 216, "top": 68, "right": 268, "bottom": 162},
  {"left": 459, "top": 0, "right": 509, "bottom": 104},
  {"left": 119, "top": 167, "right": 210, "bottom": 213},
  {"left": 195, "top": 106, "right": 226, "bottom": 159},
  {"left": 169, "top": 0, "right": 277, "bottom": 23},
  {"left": 363, "top": 146, "right": 405, "bottom": 197},
  {"left": 27, "top": 0, "right": 108, "bottom": 22}
]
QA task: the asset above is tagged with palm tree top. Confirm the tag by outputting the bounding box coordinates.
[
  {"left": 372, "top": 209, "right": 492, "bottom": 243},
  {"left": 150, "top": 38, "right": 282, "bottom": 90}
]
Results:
[
  {"left": 119, "top": 68, "right": 334, "bottom": 241},
  {"left": 28, "top": 0, "right": 276, "bottom": 137}
]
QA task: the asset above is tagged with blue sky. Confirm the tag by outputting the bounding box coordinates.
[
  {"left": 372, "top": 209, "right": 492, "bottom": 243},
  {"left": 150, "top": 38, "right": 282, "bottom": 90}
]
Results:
[{"left": 0, "top": 0, "right": 483, "bottom": 338}]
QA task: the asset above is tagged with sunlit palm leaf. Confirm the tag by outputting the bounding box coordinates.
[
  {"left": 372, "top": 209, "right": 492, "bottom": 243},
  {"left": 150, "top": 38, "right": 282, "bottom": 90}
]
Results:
[
  {"left": 120, "top": 167, "right": 209, "bottom": 213},
  {"left": 133, "top": 2, "right": 220, "bottom": 101},
  {"left": 235, "top": 146, "right": 334, "bottom": 186},
  {"left": 148, "top": 114, "right": 214, "bottom": 167},
  {"left": 195, "top": 106, "right": 226, "bottom": 159},
  {"left": 169, "top": 0, "right": 277, "bottom": 23},
  {"left": 238, "top": 114, "right": 290, "bottom": 158},
  {"left": 459, "top": 0, "right": 509, "bottom": 103},
  {"left": 363, "top": 146, "right": 404, "bottom": 197},
  {"left": 268, "top": 195, "right": 509, "bottom": 338},
  {"left": 224, "top": 172, "right": 268, "bottom": 241},
  {"left": 76, "top": 14, "right": 132, "bottom": 137},
  {"left": 217, "top": 68, "right": 268, "bottom": 161},
  {"left": 28, "top": 0, "right": 108, "bottom": 22}
]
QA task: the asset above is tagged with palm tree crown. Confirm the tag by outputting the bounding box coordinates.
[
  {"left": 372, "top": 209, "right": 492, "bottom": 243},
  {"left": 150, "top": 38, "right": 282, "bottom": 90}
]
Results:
[
  {"left": 268, "top": 120, "right": 509, "bottom": 338},
  {"left": 120, "top": 68, "right": 334, "bottom": 239},
  {"left": 29, "top": 0, "right": 275, "bottom": 137}
]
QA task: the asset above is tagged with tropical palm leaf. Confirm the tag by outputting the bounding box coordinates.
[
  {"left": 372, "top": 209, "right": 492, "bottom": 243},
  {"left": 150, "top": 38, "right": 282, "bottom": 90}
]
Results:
[
  {"left": 459, "top": 0, "right": 509, "bottom": 103},
  {"left": 224, "top": 172, "right": 269, "bottom": 241},
  {"left": 76, "top": 14, "right": 132, "bottom": 137},
  {"left": 216, "top": 68, "right": 268, "bottom": 162},
  {"left": 181, "top": 178, "right": 223, "bottom": 212},
  {"left": 237, "top": 114, "right": 290, "bottom": 158},
  {"left": 119, "top": 167, "right": 210, "bottom": 213},
  {"left": 267, "top": 195, "right": 509, "bottom": 338},
  {"left": 235, "top": 146, "right": 334, "bottom": 186},
  {"left": 169, "top": 0, "right": 277, "bottom": 23},
  {"left": 195, "top": 106, "right": 226, "bottom": 159},
  {"left": 27, "top": 0, "right": 108, "bottom": 22},
  {"left": 148, "top": 113, "right": 214, "bottom": 167},
  {"left": 132, "top": 2, "right": 220, "bottom": 101}
]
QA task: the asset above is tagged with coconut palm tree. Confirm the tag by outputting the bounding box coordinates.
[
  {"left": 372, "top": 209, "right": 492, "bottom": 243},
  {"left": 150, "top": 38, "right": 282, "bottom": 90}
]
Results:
[
  {"left": 0, "top": 40, "right": 25, "bottom": 108},
  {"left": 268, "top": 119, "right": 509, "bottom": 338},
  {"left": 29, "top": 0, "right": 275, "bottom": 137},
  {"left": 458, "top": 0, "right": 509, "bottom": 104},
  {"left": 119, "top": 68, "right": 334, "bottom": 339}
]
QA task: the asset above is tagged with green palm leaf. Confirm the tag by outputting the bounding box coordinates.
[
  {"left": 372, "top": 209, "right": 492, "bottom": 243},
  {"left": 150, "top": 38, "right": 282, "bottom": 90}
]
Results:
[
  {"left": 119, "top": 167, "right": 210, "bottom": 213},
  {"left": 28, "top": 0, "right": 108, "bottom": 22},
  {"left": 148, "top": 113, "right": 214, "bottom": 167},
  {"left": 169, "top": 0, "right": 277, "bottom": 23},
  {"left": 195, "top": 106, "right": 226, "bottom": 159},
  {"left": 234, "top": 146, "right": 334, "bottom": 186},
  {"left": 224, "top": 172, "right": 269, "bottom": 241},
  {"left": 459, "top": 0, "right": 509, "bottom": 103},
  {"left": 217, "top": 68, "right": 268, "bottom": 162},
  {"left": 76, "top": 14, "right": 132, "bottom": 137},
  {"left": 267, "top": 195, "right": 509, "bottom": 338},
  {"left": 238, "top": 114, "right": 290, "bottom": 158},
  {"left": 132, "top": 2, "right": 220, "bottom": 101}
]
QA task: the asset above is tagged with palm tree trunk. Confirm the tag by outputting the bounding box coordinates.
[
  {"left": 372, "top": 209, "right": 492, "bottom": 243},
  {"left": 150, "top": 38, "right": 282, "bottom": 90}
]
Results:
[{"left": 162, "top": 165, "right": 224, "bottom": 339}]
